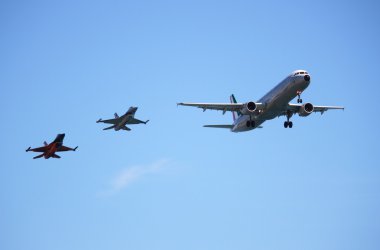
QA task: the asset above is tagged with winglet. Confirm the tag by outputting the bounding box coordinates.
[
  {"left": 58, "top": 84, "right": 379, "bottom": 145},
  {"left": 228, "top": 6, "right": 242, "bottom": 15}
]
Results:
[
  {"left": 96, "top": 118, "right": 102, "bottom": 123},
  {"left": 144, "top": 120, "right": 149, "bottom": 124},
  {"left": 73, "top": 146, "right": 78, "bottom": 151},
  {"left": 26, "top": 146, "right": 31, "bottom": 152}
]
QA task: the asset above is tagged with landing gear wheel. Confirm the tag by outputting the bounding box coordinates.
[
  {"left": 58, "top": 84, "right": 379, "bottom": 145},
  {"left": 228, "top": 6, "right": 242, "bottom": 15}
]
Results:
[
  {"left": 297, "top": 91, "right": 303, "bottom": 103},
  {"left": 247, "top": 120, "right": 256, "bottom": 128},
  {"left": 284, "top": 110, "right": 293, "bottom": 128}
]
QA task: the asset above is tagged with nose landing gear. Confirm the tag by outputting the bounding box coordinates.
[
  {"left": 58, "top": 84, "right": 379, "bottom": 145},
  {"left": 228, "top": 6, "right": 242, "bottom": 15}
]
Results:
[{"left": 297, "top": 90, "right": 303, "bottom": 103}]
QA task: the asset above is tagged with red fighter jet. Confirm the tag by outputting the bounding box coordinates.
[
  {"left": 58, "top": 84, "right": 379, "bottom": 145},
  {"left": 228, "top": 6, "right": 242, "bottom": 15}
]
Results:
[{"left": 26, "top": 133, "right": 78, "bottom": 159}]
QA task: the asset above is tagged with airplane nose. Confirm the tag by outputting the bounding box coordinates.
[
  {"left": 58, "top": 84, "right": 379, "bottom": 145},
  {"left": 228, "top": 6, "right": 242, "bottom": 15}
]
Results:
[{"left": 304, "top": 75, "right": 310, "bottom": 82}]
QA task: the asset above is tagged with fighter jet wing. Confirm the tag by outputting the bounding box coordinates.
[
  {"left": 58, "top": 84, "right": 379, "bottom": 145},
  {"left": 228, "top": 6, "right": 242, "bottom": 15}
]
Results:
[
  {"left": 57, "top": 146, "right": 78, "bottom": 152},
  {"left": 97, "top": 118, "right": 120, "bottom": 124},
  {"left": 28, "top": 146, "right": 47, "bottom": 152},
  {"left": 128, "top": 118, "right": 149, "bottom": 124}
]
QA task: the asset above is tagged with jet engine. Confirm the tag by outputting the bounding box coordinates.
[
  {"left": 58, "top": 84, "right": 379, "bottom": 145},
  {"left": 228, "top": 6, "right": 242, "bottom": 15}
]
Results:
[
  {"left": 240, "top": 101, "right": 257, "bottom": 115},
  {"left": 298, "top": 103, "right": 314, "bottom": 117}
]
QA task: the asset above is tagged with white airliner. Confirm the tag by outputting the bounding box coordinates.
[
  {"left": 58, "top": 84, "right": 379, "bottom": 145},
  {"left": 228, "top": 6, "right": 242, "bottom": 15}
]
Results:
[{"left": 178, "top": 70, "right": 344, "bottom": 132}]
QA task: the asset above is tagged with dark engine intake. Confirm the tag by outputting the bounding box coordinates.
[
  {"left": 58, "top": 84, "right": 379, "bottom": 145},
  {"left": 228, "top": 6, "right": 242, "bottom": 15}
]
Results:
[
  {"left": 299, "top": 103, "right": 314, "bottom": 117},
  {"left": 240, "top": 101, "right": 257, "bottom": 115}
]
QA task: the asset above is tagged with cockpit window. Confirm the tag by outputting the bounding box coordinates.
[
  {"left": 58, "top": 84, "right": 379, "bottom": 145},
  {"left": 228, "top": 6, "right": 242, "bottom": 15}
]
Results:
[{"left": 294, "top": 71, "right": 309, "bottom": 76}]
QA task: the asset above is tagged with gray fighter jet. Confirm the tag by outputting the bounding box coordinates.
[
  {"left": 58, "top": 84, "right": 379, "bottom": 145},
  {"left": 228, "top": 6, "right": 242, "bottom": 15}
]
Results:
[{"left": 96, "top": 107, "right": 149, "bottom": 131}]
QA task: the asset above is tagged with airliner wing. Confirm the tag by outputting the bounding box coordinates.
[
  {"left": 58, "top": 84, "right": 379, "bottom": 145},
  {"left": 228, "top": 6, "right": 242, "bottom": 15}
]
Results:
[
  {"left": 287, "top": 103, "right": 344, "bottom": 114},
  {"left": 178, "top": 102, "right": 264, "bottom": 113}
]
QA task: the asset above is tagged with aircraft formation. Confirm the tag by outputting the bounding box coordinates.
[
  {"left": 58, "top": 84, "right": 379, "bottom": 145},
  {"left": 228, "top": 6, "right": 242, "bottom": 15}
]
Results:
[
  {"left": 26, "top": 107, "right": 148, "bottom": 159},
  {"left": 26, "top": 69, "right": 344, "bottom": 159}
]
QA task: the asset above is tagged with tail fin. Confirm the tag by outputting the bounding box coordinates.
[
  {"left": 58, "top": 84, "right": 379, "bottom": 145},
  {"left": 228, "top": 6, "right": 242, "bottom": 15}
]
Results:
[
  {"left": 44, "top": 141, "right": 48, "bottom": 146},
  {"left": 230, "top": 94, "right": 241, "bottom": 122},
  {"left": 114, "top": 113, "right": 119, "bottom": 119}
]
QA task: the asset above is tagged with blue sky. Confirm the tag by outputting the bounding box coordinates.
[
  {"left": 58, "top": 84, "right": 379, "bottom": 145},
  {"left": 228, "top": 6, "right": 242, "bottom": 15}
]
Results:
[{"left": 1, "top": 0, "right": 380, "bottom": 249}]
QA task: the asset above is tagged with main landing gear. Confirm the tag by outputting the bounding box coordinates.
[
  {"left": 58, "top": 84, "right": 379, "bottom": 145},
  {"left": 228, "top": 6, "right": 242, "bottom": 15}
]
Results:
[
  {"left": 284, "top": 110, "right": 293, "bottom": 128},
  {"left": 297, "top": 90, "right": 303, "bottom": 103},
  {"left": 246, "top": 120, "right": 256, "bottom": 128}
]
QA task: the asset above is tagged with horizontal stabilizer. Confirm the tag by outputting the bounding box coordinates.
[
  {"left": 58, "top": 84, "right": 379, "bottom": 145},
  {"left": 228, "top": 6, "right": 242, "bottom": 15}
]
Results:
[
  {"left": 33, "top": 153, "right": 44, "bottom": 159},
  {"left": 103, "top": 125, "right": 116, "bottom": 130},
  {"left": 203, "top": 125, "right": 233, "bottom": 129},
  {"left": 121, "top": 126, "right": 131, "bottom": 131},
  {"left": 52, "top": 154, "right": 61, "bottom": 158}
]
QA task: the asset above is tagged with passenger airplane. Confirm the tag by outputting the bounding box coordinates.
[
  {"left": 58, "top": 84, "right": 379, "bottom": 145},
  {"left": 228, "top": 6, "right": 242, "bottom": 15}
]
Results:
[
  {"left": 26, "top": 133, "right": 78, "bottom": 159},
  {"left": 178, "top": 70, "right": 344, "bottom": 132},
  {"left": 96, "top": 107, "right": 149, "bottom": 131}
]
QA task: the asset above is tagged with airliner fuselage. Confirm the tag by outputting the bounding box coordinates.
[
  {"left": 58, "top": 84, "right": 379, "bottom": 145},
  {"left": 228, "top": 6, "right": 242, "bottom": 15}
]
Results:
[{"left": 232, "top": 71, "right": 310, "bottom": 132}]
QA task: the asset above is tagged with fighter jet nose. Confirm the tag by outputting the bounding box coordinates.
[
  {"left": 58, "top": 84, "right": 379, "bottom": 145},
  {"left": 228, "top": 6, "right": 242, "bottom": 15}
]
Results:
[{"left": 304, "top": 75, "right": 310, "bottom": 82}]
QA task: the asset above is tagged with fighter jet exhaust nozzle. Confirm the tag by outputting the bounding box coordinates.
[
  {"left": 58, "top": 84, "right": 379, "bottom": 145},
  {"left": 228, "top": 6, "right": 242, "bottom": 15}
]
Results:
[
  {"left": 240, "top": 101, "right": 257, "bottom": 115},
  {"left": 298, "top": 103, "right": 314, "bottom": 117}
]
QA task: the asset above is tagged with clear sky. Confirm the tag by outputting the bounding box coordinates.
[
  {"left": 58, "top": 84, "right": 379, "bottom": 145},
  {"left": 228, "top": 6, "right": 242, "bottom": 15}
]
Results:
[{"left": 1, "top": 1, "right": 380, "bottom": 249}]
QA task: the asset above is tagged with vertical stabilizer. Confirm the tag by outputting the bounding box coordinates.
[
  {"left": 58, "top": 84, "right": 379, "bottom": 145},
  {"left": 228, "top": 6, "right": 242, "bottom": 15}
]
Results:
[
  {"left": 230, "top": 94, "right": 241, "bottom": 122},
  {"left": 114, "top": 113, "right": 119, "bottom": 119}
]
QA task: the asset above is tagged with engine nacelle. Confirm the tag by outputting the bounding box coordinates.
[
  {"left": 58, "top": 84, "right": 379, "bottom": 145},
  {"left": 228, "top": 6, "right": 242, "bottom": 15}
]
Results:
[
  {"left": 240, "top": 101, "right": 257, "bottom": 115},
  {"left": 299, "top": 103, "right": 314, "bottom": 117}
]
